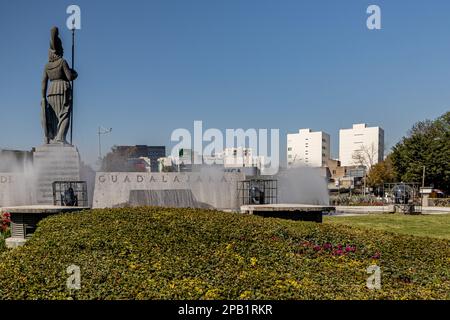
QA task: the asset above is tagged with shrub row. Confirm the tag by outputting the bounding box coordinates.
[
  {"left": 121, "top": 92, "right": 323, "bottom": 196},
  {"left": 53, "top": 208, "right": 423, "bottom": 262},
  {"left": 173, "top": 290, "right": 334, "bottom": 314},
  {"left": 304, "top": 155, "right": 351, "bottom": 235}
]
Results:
[
  {"left": 428, "top": 198, "right": 450, "bottom": 207},
  {"left": 330, "top": 195, "right": 385, "bottom": 206},
  {"left": 0, "top": 207, "right": 448, "bottom": 299}
]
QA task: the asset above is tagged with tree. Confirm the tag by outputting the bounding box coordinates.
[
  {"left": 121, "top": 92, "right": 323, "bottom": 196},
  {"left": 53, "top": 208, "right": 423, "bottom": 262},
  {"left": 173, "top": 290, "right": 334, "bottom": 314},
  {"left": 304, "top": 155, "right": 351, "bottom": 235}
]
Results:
[
  {"left": 366, "top": 155, "right": 396, "bottom": 188},
  {"left": 351, "top": 143, "right": 380, "bottom": 195},
  {"left": 101, "top": 145, "right": 139, "bottom": 172},
  {"left": 390, "top": 111, "right": 450, "bottom": 193},
  {"left": 352, "top": 142, "right": 378, "bottom": 169}
]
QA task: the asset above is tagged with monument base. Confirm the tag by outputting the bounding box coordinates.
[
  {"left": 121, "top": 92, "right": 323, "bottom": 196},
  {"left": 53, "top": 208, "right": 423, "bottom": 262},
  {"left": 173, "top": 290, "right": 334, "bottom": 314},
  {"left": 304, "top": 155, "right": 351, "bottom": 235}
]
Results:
[
  {"left": 5, "top": 237, "right": 27, "bottom": 249},
  {"left": 2, "top": 205, "right": 89, "bottom": 248},
  {"left": 93, "top": 172, "right": 245, "bottom": 210},
  {"left": 33, "top": 144, "right": 82, "bottom": 205}
]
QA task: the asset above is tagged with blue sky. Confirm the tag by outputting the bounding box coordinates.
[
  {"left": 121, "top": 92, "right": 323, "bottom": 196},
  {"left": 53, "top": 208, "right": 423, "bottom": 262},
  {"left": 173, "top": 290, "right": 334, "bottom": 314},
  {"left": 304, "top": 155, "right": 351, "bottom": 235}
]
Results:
[{"left": 0, "top": 0, "right": 449, "bottom": 165}]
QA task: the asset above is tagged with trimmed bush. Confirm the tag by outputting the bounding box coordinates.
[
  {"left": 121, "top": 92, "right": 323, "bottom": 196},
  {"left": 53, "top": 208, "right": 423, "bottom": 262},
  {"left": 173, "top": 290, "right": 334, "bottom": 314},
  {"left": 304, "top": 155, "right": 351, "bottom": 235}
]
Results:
[
  {"left": 429, "top": 198, "right": 450, "bottom": 207},
  {"left": 330, "top": 195, "right": 385, "bottom": 206},
  {"left": 0, "top": 207, "right": 448, "bottom": 299}
]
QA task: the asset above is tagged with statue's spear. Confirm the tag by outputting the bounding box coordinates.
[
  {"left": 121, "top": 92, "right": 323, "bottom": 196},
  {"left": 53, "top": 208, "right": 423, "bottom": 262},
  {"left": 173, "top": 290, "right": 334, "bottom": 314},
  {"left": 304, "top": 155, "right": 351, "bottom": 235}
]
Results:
[
  {"left": 66, "top": 4, "right": 81, "bottom": 145},
  {"left": 70, "top": 23, "right": 75, "bottom": 145}
]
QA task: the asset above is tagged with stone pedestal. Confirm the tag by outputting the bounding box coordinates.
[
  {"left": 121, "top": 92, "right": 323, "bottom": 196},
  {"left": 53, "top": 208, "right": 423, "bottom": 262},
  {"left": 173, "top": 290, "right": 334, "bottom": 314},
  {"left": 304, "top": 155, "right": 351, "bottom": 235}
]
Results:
[
  {"left": 33, "top": 144, "right": 81, "bottom": 205},
  {"left": 2, "top": 205, "right": 89, "bottom": 248},
  {"left": 422, "top": 194, "right": 429, "bottom": 207},
  {"left": 5, "top": 237, "right": 27, "bottom": 249}
]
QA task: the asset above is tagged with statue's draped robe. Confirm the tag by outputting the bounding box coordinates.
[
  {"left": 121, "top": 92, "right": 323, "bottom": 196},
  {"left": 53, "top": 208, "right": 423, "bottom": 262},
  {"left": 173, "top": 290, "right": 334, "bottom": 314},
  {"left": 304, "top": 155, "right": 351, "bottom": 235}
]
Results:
[{"left": 42, "top": 52, "right": 77, "bottom": 144}]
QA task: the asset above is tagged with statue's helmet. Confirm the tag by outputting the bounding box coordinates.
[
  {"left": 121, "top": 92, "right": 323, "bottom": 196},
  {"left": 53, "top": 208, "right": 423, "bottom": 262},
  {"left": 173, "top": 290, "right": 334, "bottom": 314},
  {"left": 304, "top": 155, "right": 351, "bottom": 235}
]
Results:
[{"left": 49, "top": 26, "right": 63, "bottom": 56}]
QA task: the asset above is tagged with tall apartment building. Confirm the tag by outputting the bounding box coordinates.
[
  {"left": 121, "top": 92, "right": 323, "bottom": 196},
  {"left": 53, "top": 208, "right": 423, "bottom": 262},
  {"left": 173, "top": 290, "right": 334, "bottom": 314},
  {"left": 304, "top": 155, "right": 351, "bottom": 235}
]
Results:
[
  {"left": 339, "top": 123, "right": 384, "bottom": 168},
  {"left": 287, "top": 129, "right": 330, "bottom": 167}
]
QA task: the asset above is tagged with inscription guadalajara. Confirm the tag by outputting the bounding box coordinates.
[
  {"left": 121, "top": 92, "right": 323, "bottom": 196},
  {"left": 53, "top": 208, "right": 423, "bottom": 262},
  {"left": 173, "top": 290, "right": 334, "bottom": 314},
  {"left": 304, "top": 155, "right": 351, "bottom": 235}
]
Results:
[
  {"left": 97, "top": 174, "right": 231, "bottom": 184},
  {"left": 0, "top": 176, "right": 13, "bottom": 184},
  {"left": 93, "top": 172, "right": 245, "bottom": 209}
]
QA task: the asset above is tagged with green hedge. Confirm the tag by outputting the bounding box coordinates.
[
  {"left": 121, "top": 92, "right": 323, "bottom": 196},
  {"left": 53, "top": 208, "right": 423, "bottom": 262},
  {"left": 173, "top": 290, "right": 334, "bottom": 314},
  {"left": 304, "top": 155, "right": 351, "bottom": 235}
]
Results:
[
  {"left": 0, "top": 207, "right": 449, "bottom": 299},
  {"left": 428, "top": 198, "right": 450, "bottom": 207},
  {"left": 0, "top": 234, "right": 6, "bottom": 253}
]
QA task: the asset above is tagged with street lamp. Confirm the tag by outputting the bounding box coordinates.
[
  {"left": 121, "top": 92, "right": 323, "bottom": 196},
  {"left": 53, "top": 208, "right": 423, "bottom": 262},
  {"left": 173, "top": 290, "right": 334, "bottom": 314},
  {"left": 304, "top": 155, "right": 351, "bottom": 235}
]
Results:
[{"left": 98, "top": 126, "right": 112, "bottom": 161}]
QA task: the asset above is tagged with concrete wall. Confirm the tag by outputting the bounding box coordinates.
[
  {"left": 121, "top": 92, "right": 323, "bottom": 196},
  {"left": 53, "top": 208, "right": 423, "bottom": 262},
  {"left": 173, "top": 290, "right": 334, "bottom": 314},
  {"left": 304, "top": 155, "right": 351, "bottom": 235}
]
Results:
[
  {"left": 93, "top": 172, "right": 246, "bottom": 210},
  {"left": 0, "top": 173, "right": 33, "bottom": 207}
]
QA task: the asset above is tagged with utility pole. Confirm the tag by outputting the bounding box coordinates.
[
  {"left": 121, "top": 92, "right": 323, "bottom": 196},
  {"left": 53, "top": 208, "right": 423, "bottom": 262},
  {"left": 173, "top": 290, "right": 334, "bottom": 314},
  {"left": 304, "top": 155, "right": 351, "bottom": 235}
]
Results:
[
  {"left": 422, "top": 166, "right": 426, "bottom": 188},
  {"left": 363, "top": 175, "right": 366, "bottom": 196}
]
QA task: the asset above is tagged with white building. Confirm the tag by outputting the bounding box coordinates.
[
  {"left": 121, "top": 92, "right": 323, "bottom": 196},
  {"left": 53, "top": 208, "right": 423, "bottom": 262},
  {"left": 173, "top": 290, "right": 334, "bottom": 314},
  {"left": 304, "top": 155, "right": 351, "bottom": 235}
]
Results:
[
  {"left": 287, "top": 129, "right": 330, "bottom": 167},
  {"left": 339, "top": 123, "right": 384, "bottom": 168},
  {"left": 223, "top": 147, "right": 254, "bottom": 168},
  {"left": 157, "top": 156, "right": 174, "bottom": 172}
]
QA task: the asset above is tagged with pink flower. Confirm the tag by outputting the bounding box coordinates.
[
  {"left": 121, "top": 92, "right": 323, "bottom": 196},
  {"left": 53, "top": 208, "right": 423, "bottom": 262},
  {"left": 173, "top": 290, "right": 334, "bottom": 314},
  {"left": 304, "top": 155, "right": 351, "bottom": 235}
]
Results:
[
  {"left": 345, "top": 246, "right": 356, "bottom": 253},
  {"left": 313, "top": 245, "right": 322, "bottom": 251},
  {"left": 372, "top": 252, "right": 381, "bottom": 259}
]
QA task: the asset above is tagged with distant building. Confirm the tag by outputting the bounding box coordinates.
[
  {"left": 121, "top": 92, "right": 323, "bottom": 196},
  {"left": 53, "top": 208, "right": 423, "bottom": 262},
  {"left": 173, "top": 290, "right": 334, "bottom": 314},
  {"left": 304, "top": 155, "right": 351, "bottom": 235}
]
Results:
[
  {"left": 157, "top": 156, "right": 175, "bottom": 172},
  {"left": 142, "top": 146, "right": 166, "bottom": 172},
  {"left": 223, "top": 147, "right": 254, "bottom": 168},
  {"left": 325, "top": 159, "right": 366, "bottom": 191},
  {"left": 202, "top": 154, "right": 224, "bottom": 166},
  {"left": 167, "top": 147, "right": 263, "bottom": 175},
  {"left": 326, "top": 159, "right": 365, "bottom": 180},
  {"left": 222, "top": 147, "right": 260, "bottom": 175},
  {"left": 126, "top": 157, "right": 152, "bottom": 172},
  {"left": 173, "top": 148, "right": 203, "bottom": 172},
  {"left": 287, "top": 129, "right": 330, "bottom": 167},
  {"left": 107, "top": 145, "right": 166, "bottom": 172},
  {"left": 339, "top": 123, "right": 384, "bottom": 168}
]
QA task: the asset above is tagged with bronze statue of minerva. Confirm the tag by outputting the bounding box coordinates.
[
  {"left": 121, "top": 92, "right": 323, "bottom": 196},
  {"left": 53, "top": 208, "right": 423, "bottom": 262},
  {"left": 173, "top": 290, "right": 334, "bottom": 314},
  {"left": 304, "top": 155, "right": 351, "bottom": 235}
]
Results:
[{"left": 41, "top": 26, "right": 78, "bottom": 144}]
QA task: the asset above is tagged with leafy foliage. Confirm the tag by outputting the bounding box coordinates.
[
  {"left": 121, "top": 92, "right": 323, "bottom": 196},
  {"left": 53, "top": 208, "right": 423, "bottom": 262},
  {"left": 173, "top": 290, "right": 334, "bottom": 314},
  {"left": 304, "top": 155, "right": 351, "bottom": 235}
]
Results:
[
  {"left": 0, "top": 207, "right": 448, "bottom": 299},
  {"left": 428, "top": 198, "right": 450, "bottom": 207},
  {"left": 101, "top": 145, "right": 139, "bottom": 172},
  {"left": 366, "top": 155, "right": 396, "bottom": 188},
  {"left": 330, "top": 195, "right": 384, "bottom": 206},
  {"left": 391, "top": 111, "right": 450, "bottom": 193}
]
